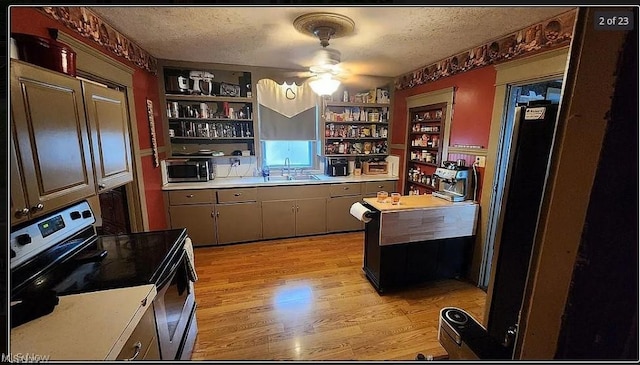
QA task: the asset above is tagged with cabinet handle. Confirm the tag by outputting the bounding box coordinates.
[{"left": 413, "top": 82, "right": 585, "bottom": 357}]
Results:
[
  {"left": 186, "top": 194, "right": 194, "bottom": 198},
  {"left": 33, "top": 203, "right": 44, "bottom": 211},
  {"left": 291, "top": 206, "right": 295, "bottom": 213},
  {"left": 124, "top": 341, "right": 142, "bottom": 361},
  {"left": 216, "top": 211, "right": 220, "bottom": 217},
  {"left": 233, "top": 193, "right": 242, "bottom": 197},
  {"left": 16, "top": 208, "right": 29, "bottom": 217},
  {"left": 296, "top": 205, "right": 299, "bottom": 212},
  {"left": 343, "top": 187, "right": 349, "bottom": 190},
  {"left": 377, "top": 185, "right": 384, "bottom": 188},
  {"left": 98, "top": 183, "right": 106, "bottom": 190}
]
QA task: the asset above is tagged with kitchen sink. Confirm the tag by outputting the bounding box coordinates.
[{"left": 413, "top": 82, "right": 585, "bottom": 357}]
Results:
[
  {"left": 288, "top": 174, "right": 319, "bottom": 181},
  {"left": 267, "top": 174, "right": 319, "bottom": 182}
]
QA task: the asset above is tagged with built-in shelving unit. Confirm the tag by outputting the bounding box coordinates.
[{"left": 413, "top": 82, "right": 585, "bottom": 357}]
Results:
[
  {"left": 159, "top": 63, "right": 257, "bottom": 156},
  {"left": 321, "top": 99, "right": 390, "bottom": 157},
  {"left": 405, "top": 102, "right": 446, "bottom": 195}
]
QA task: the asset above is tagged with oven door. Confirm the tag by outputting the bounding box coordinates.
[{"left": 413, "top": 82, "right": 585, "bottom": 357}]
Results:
[{"left": 153, "top": 249, "right": 196, "bottom": 360}]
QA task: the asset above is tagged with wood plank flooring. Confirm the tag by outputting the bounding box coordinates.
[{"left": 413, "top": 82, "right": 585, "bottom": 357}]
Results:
[{"left": 190, "top": 232, "right": 486, "bottom": 361}]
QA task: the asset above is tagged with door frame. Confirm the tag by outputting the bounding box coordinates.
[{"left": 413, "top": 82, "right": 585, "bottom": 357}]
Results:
[
  {"left": 58, "top": 32, "right": 148, "bottom": 231},
  {"left": 477, "top": 48, "right": 569, "bottom": 324}
]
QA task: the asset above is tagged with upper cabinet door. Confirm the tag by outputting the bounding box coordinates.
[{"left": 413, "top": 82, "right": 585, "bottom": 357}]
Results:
[
  {"left": 82, "top": 82, "right": 133, "bottom": 191},
  {"left": 11, "top": 60, "right": 96, "bottom": 219},
  {"left": 10, "top": 127, "right": 29, "bottom": 226}
]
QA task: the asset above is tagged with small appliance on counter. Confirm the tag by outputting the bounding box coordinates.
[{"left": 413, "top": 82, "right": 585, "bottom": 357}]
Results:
[
  {"left": 362, "top": 160, "right": 388, "bottom": 175},
  {"left": 432, "top": 161, "right": 473, "bottom": 202},
  {"left": 165, "top": 158, "right": 215, "bottom": 182},
  {"left": 326, "top": 158, "right": 348, "bottom": 176}
]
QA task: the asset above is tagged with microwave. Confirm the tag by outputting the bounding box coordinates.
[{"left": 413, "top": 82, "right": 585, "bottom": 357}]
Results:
[{"left": 166, "top": 159, "right": 210, "bottom": 183}]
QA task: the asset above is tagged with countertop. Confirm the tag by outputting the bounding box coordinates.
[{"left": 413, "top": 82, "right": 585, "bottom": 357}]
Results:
[
  {"left": 10, "top": 284, "right": 156, "bottom": 361},
  {"left": 162, "top": 174, "right": 398, "bottom": 190},
  {"left": 363, "top": 194, "right": 477, "bottom": 212}
]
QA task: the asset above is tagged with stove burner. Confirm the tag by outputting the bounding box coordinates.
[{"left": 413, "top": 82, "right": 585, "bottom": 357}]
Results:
[{"left": 445, "top": 308, "right": 469, "bottom": 325}]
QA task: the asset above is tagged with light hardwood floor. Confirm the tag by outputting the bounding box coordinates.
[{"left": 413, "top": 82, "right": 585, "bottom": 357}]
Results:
[{"left": 191, "top": 232, "right": 486, "bottom": 361}]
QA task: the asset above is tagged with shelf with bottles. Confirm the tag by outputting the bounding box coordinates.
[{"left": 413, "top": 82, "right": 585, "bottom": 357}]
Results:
[
  {"left": 323, "top": 104, "right": 390, "bottom": 123},
  {"left": 410, "top": 107, "right": 443, "bottom": 123},
  {"left": 324, "top": 140, "right": 388, "bottom": 156},
  {"left": 169, "top": 119, "right": 254, "bottom": 140},
  {"left": 324, "top": 123, "right": 389, "bottom": 140},
  {"left": 406, "top": 167, "right": 439, "bottom": 193},
  {"left": 407, "top": 184, "right": 435, "bottom": 196},
  {"left": 166, "top": 99, "right": 253, "bottom": 120}
]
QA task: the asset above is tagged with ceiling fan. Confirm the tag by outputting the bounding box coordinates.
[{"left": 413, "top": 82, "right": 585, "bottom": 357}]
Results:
[{"left": 291, "top": 12, "right": 356, "bottom": 95}]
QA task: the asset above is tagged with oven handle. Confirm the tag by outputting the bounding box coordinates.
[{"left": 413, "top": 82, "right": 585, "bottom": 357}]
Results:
[
  {"left": 124, "top": 341, "right": 142, "bottom": 361},
  {"left": 157, "top": 248, "right": 186, "bottom": 289}
]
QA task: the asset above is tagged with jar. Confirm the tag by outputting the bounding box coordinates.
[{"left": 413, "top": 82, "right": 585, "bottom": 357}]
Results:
[{"left": 421, "top": 150, "right": 428, "bottom": 161}]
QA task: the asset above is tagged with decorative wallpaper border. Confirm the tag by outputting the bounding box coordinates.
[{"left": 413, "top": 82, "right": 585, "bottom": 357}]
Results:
[
  {"left": 395, "top": 9, "right": 577, "bottom": 90},
  {"left": 39, "top": 7, "right": 157, "bottom": 74}
]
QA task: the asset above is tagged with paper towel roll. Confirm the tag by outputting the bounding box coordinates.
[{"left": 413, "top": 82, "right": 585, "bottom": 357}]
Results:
[{"left": 350, "top": 202, "right": 372, "bottom": 223}]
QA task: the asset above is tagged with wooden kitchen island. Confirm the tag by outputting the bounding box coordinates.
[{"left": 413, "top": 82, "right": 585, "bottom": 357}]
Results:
[{"left": 361, "top": 195, "right": 479, "bottom": 293}]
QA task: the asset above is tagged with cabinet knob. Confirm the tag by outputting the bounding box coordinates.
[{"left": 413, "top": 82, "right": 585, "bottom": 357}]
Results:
[
  {"left": 296, "top": 205, "right": 300, "bottom": 212},
  {"left": 98, "top": 183, "right": 106, "bottom": 190},
  {"left": 233, "top": 193, "right": 242, "bottom": 197},
  {"left": 16, "top": 208, "right": 29, "bottom": 217},
  {"left": 343, "top": 187, "right": 349, "bottom": 190},
  {"left": 32, "top": 203, "right": 44, "bottom": 211},
  {"left": 377, "top": 185, "right": 384, "bottom": 188},
  {"left": 186, "top": 194, "right": 194, "bottom": 198}
]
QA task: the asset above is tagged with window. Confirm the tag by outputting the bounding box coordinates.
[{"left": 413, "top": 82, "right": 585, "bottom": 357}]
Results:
[{"left": 262, "top": 140, "right": 314, "bottom": 168}]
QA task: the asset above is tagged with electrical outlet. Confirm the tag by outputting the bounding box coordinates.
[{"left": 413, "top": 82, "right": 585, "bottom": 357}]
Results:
[
  {"left": 475, "top": 156, "right": 486, "bottom": 168},
  {"left": 229, "top": 158, "right": 241, "bottom": 167}
]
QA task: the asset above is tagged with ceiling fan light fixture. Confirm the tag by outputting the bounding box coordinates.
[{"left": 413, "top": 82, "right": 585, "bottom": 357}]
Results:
[{"left": 309, "top": 73, "right": 340, "bottom": 96}]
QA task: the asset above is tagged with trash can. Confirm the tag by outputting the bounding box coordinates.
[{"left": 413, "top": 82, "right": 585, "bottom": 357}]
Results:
[{"left": 438, "top": 307, "right": 512, "bottom": 360}]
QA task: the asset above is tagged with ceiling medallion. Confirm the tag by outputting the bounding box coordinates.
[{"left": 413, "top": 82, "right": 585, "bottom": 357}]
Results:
[{"left": 293, "top": 12, "right": 355, "bottom": 47}]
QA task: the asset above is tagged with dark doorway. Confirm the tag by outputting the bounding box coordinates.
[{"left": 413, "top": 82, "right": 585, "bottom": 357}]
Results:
[{"left": 98, "top": 185, "right": 131, "bottom": 235}]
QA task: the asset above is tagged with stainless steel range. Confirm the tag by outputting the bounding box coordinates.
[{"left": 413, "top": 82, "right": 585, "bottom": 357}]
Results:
[{"left": 10, "top": 201, "right": 198, "bottom": 360}]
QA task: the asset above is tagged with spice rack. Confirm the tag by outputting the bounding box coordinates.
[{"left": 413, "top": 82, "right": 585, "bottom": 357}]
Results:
[
  {"left": 405, "top": 102, "right": 446, "bottom": 195},
  {"left": 322, "top": 99, "right": 390, "bottom": 157}
]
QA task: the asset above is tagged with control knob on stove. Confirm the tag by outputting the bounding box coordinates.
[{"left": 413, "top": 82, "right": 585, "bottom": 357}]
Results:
[
  {"left": 16, "top": 233, "right": 32, "bottom": 246},
  {"left": 11, "top": 249, "right": 16, "bottom": 258},
  {"left": 82, "top": 210, "right": 92, "bottom": 218},
  {"left": 70, "top": 211, "right": 81, "bottom": 220}
]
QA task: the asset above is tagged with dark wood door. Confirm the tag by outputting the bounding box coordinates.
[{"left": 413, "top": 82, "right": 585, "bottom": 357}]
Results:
[
  {"left": 98, "top": 185, "right": 131, "bottom": 235},
  {"left": 11, "top": 60, "right": 95, "bottom": 219},
  {"left": 82, "top": 82, "right": 133, "bottom": 191}
]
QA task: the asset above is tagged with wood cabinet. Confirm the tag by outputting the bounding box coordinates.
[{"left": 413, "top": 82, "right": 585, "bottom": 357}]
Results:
[
  {"left": 10, "top": 60, "right": 96, "bottom": 222},
  {"left": 262, "top": 200, "right": 296, "bottom": 239},
  {"left": 159, "top": 64, "right": 257, "bottom": 157},
  {"left": 116, "top": 305, "right": 160, "bottom": 361},
  {"left": 169, "top": 204, "right": 215, "bottom": 247},
  {"left": 83, "top": 82, "right": 133, "bottom": 191},
  {"left": 326, "top": 183, "right": 364, "bottom": 233},
  {"left": 405, "top": 102, "right": 446, "bottom": 195},
  {"left": 322, "top": 100, "right": 390, "bottom": 157},
  {"left": 363, "top": 180, "right": 397, "bottom": 197},
  {"left": 167, "top": 188, "right": 262, "bottom": 246},
  {"left": 262, "top": 198, "right": 326, "bottom": 239},
  {"left": 215, "top": 188, "right": 262, "bottom": 244}
]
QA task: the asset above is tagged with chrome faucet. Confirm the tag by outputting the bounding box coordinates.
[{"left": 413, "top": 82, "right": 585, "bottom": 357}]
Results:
[{"left": 284, "top": 157, "right": 291, "bottom": 176}]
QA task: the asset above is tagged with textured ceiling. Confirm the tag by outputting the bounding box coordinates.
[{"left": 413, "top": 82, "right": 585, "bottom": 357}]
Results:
[{"left": 90, "top": 6, "right": 574, "bottom": 79}]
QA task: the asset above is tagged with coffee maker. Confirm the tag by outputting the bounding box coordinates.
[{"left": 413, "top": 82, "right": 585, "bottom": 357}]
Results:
[{"left": 432, "top": 161, "right": 473, "bottom": 202}]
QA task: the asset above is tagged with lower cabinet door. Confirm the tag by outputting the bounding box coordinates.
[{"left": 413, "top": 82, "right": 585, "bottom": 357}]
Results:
[
  {"left": 295, "top": 198, "right": 327, "bottom": 236},
  {"left": 215, "top": 202, "right": 262, "bottom": 244},
  {"left": 169, "top": 204, "right": 216, "bottom": 246},
  {"left": 326, "top": 195, "right": 364, "bottom": 233},
  {"left": 262, "top": 200, "right": 296, "bottom": 239}
]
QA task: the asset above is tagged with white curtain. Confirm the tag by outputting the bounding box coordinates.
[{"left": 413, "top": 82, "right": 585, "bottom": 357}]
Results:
[{"left": 257, "top": 79, "right": 319, "bottom": 141}]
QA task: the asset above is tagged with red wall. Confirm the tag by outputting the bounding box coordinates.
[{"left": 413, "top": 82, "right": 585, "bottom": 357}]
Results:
[
  {"left": 391, "top": 66, "right": 497, "bottom": 199},
  {"left": 11, "top": 7, "right": 167, "bottom": 230}
]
